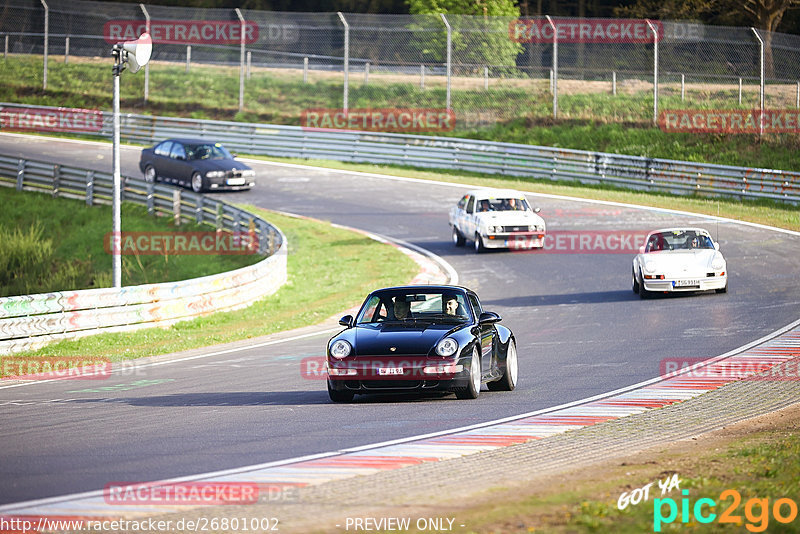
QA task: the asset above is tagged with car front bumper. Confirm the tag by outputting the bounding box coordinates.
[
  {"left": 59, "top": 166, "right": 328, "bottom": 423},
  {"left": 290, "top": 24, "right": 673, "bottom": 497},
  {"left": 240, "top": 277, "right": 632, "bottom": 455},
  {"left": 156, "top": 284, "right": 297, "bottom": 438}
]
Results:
[
  {"left": 327, "top": 356, "right": 471, "bottom": 394},
  {"left": 643, "top": 274, "right": 727, "bottom": 293},
  {"left": 483, "top": 232, "right": 545, "bottom": 249}
]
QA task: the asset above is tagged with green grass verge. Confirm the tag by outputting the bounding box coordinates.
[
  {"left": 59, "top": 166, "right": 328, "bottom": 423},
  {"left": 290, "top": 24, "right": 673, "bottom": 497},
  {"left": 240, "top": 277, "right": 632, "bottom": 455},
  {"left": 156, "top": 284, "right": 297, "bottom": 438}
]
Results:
[
  {"left": 428, "top": 412, "right": 800, "bottom": 533},
  {"left": 0, "top": 187, "right": 260, "bottom": 297},
  {"left": 3, "top": 207, "right": 418, "bottom": 368},
  {"left": 3, "top": 55, "right": 798, "bottom": 171},
  {"left": 245, "top": 155, "right": 800, "bottom": 232}
]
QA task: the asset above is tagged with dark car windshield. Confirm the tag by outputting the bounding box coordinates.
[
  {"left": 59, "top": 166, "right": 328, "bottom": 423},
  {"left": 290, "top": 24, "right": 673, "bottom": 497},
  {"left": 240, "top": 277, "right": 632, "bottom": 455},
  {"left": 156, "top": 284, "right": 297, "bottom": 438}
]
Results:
[
  {"left": 185, "top": 143, "right": 233, "bottom": 161},
  {"left": 356, "top": 290, "right": 472, "bottom": 324}
]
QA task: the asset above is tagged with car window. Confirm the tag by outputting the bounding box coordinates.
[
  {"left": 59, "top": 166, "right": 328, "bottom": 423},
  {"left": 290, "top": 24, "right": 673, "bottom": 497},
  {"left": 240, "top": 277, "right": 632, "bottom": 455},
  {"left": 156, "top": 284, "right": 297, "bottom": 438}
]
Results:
[
  {"left": 356, "top": 290, "right": 471, "bottom": 324},
  {"left": 466, "top": 196, "right": 475, "bottom": 214},
  {"left": 154, "top": 141, "right": 173, "bottom": 157},
  {"left": 169, "top": 143, "right": 186, "bottom": 160},
  {"left": 186, "top": 143, "right": 233, "bottom": 161},
  {"left": 468, "top": 294, "right": 482, "bottom": 316}
]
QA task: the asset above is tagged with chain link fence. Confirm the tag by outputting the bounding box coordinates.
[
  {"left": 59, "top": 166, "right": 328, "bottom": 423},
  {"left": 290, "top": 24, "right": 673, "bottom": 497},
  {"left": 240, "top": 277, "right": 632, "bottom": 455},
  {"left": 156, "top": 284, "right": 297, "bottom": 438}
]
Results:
[{"left": 2, "top": 1, "right": 800, "bottom": 132}]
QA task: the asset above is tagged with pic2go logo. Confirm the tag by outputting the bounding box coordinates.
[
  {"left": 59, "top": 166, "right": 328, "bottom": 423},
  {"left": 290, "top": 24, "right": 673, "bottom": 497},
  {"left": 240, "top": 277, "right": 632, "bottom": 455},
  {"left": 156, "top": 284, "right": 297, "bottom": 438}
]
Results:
[{"left": 653, "top": 490, "right": 799, "bottom": 532}]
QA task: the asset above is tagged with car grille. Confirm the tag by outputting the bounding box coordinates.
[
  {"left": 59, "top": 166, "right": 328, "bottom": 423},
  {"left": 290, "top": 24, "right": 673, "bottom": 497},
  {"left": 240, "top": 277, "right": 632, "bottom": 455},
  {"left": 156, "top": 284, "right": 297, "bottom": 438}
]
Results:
[
  {"left": 501, "top": 225, "right": 533, "bottom": 232},
  {"left": 361, "top": 380, "right": 424, "bottom": 389}
]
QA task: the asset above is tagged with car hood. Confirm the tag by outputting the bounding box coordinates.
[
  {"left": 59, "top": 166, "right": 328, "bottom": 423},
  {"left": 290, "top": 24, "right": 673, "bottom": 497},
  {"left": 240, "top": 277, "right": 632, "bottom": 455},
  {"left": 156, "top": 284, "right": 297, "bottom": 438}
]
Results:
[
  {"left": 643, "top": 250, "right": 723, "bottom": 276},
  {"left": 193, "top": 159, "right": 251, "bottom": 172},
  {"left": 477, "top": 211, "right": 545, "bottom": 226},
  {"left": 353, "top": 323, "right": 461, "bottom": 357}
]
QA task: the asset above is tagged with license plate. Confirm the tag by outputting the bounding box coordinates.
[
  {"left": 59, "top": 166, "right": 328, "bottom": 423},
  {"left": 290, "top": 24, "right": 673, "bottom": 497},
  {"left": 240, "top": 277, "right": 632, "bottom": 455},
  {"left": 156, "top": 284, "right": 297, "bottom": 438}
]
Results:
[
  {"left": 227, "top": 177, "right": 246, "bottom": 186},
  {"left": 674, "top": 279, "right": 700, "bottom": 287},
  {"left": 378, "top": 367, "right": 404, "bottom": 375}
]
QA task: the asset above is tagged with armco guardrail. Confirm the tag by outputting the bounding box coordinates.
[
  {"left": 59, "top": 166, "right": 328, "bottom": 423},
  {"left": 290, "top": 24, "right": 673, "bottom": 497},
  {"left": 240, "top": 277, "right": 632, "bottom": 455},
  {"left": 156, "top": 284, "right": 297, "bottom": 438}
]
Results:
[
  {"left": 0, "top": 154, "right": 287, "bottom": 355},
  {"left": 2, "top": 102, "right": 797, "bottom": 203}
]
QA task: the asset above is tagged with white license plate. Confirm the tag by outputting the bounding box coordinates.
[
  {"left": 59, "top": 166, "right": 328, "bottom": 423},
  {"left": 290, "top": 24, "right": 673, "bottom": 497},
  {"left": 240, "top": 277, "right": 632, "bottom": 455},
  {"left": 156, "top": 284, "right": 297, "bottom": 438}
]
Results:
[
  {"left": 227, "top": 177, "right": 246, "bottom": 186},
  {"left": 674, "top": 279, "right": 700, "bottom": 287},
  {"left": 378, "top": 367, "right": 404, "bottom": 375}
]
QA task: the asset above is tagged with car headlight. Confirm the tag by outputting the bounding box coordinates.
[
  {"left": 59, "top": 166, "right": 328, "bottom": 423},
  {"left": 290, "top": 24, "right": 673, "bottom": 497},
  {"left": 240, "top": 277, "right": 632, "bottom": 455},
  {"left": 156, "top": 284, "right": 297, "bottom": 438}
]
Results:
[
  {"left": 329, "top": 340, "right": 352, "bottom": 359},
  {"left": 488, "top": 225, "right": 502, "bottom": 233},
  {"left": 712, "top": 255, "right": 725, "bottom": 270},
  {"left": 241, "top": 169, "right": 255, "bottom": 177},
  {"left": 644, "top": 260, "right": 656, "bottom": 273},
  {"left": 206, "top": 170, "right": 226, "bottom": 178},
  {"left": 435, "top": 338, "right": 458, "bottom": 357}
]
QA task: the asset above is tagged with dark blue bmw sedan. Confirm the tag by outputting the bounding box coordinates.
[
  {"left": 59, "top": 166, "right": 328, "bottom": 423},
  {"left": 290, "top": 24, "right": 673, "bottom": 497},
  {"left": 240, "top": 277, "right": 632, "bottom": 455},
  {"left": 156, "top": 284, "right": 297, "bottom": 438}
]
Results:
[{"left": 139, "top": 138, "right": 255, "bottom": 193}]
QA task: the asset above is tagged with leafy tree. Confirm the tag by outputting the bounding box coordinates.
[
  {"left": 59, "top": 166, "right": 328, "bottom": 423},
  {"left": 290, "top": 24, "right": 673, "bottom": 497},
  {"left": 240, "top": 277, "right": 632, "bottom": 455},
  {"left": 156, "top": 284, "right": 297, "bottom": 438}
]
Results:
[{"left": 408, "top": 0, "right": 523, "bottom": 70}]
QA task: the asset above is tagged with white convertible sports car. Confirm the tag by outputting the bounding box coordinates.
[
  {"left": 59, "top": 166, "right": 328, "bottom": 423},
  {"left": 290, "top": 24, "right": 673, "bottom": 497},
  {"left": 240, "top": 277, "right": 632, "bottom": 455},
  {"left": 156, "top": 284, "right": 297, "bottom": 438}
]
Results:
[
  {"left": 450, "top": 189, "right": 546, "bottom": 252},
  {"left": 632, "top": 228, "right": 727, "bottom": 298}
]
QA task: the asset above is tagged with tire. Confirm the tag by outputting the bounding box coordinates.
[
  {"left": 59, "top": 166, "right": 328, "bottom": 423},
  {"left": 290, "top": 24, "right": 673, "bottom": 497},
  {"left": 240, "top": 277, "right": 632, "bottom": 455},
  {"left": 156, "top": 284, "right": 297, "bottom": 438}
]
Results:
[
  {"left": 474, "top": 233, "right": 485, "bottom": 253},
  {"left": 144, "top": 164, "right": 157, "bottom": 184},
  {"left": 191, "top": 172, "right": 205, "bottom": 193},
  {"left": 455, "top": 347, "right": 481, "bottom": 400},
  {"left": 488, "top": 339, "right": 517, "bottom": 392},
  {"left": 638, "top": 269, "right": 650, "bottom": 299},
  {"left": 632, "top": 268, "right": 640, "bottom": 294},
  {"left": 716, "top": 284, "right": 728, "bottom": 294},
  {"left": 452, "top": 226, "right": 466, "bottom": 247},
  {"left": 327, "top": 379, "right": 354, "bottom": 403}
]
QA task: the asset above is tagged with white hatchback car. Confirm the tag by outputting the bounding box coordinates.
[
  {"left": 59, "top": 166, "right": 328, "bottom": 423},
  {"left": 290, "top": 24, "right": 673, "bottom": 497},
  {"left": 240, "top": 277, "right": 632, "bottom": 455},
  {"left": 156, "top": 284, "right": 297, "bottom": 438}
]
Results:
[
  {"left": 450, "top": 189, "right": 546, "bottom": 252},
  {"left": 632, "top": 228, "right": 728, "bottom": 298}
]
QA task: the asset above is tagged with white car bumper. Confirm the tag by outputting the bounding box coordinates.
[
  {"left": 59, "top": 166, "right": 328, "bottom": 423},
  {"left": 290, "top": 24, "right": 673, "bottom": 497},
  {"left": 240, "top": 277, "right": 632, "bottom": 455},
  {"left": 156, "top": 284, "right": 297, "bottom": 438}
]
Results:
[
  {"left": 642, "top": 274, "right": 727, "bottom": 293},
  {"left": 483, "top": 233, "right": 545, "bottom": 249}
]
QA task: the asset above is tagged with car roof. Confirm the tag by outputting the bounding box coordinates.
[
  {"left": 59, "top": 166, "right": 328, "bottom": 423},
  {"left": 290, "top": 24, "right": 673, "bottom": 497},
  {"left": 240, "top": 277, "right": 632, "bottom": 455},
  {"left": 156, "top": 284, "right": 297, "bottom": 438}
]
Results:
[
  {"left": 463, "top": 188, "right": 527, "bottom": 200},
  {"left": 159, "top": 138, "right": 222, "bottom": 146},
  {"left": 368, "top": 285, "right": 473, "bottom": 296}
]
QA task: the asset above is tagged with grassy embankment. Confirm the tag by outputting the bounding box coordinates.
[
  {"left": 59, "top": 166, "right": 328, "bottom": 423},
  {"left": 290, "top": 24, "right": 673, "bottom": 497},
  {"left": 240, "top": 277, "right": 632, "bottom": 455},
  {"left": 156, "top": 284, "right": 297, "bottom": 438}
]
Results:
[
  {"left": 2, "top": 55, "right": 799, "bottom": 170},
  {"left": 0, "top": 189, "right": 417, "bottom": 368}
]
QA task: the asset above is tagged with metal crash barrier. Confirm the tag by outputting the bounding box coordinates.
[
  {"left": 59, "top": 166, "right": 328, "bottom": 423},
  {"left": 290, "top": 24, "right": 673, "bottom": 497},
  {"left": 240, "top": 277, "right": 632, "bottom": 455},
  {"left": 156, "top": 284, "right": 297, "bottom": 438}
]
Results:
[{"left": 0, "top": 154, "right": 287, "bottom": 355}]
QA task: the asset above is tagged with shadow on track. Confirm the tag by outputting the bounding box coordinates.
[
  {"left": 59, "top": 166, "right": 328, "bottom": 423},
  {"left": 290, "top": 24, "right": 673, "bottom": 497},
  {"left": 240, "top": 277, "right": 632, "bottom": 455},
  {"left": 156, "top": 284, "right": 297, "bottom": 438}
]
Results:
[{"left": 71, "top": 391, "right": 331, "bottom": 406}]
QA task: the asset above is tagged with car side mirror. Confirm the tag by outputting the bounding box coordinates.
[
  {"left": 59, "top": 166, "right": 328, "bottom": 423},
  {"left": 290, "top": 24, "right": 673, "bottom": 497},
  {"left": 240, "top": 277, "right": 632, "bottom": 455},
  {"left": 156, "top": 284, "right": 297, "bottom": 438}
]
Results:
[
  {"left": 478, "top": 311, "right": 501, "bottom": 325},
  {"left": 533, "top": 207, "right": 541, "bottom": 213},
  {"left": 231, "top": 153, "right": 238, "bottom": 158},
  {"left": 639, "top": 245, "right": 645, "bottom": 254},
  {"left": 714, "top": 242, "right": 720, "bottom": 250},
  {"left": 338, "top": 315, "right": 354, "bottom": 328}
]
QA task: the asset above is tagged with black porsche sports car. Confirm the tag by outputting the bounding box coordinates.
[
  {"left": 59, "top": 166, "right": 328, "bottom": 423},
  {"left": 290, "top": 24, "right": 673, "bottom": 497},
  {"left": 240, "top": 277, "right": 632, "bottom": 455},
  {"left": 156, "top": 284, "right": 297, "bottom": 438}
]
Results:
[
  {"left": 326, "top": 285, "right": 518, "bottom": 402},
  {"left": 139, "top": 138, "right": 255, "bottom": 193}
]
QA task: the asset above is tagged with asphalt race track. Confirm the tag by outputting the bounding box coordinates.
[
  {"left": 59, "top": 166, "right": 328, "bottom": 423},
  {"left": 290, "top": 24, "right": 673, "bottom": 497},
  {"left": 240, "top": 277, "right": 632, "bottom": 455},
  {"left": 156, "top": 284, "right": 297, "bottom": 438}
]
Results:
[{"left": 1, "top": 134, "right": 799, "bottom": 505}]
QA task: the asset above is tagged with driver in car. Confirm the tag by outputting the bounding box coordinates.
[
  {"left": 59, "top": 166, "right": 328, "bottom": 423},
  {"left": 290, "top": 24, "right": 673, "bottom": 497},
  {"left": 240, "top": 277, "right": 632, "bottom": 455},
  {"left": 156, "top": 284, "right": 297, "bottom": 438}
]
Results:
[{"left": 392, "top": 296, "right": 411, "bottom": 320}]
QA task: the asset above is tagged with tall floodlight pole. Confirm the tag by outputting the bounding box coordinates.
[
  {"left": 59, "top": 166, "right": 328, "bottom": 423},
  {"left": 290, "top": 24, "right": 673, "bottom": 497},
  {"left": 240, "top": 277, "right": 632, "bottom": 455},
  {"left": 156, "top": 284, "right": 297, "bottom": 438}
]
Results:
[
  {"left": 111, "top": 33, "right": 151, "bottom": 288},
  {"left": 546, "top": 15, "right": 557, "bottom": 119},
  {"left": 751, "top": 27, "right": 765, "bottom": 138},
  {"left": 647, "top": 20, "right": 659, "bottom": 125}
]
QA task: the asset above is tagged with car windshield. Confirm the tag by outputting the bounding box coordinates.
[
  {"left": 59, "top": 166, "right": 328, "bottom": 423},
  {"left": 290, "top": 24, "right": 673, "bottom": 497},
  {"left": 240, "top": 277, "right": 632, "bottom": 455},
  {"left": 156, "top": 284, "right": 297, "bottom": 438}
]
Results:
[
  {"left": 185, "top": 143, "right": 233, "bottom": 161},
  {"left": 476, "top": 197, "right": 530, "bottom": 212},
  {"left": 356, "top": 290, "right": 472, "bottom": 324},
  {"left": 645, "top": 230, "right": 714, "bottom": 252}
]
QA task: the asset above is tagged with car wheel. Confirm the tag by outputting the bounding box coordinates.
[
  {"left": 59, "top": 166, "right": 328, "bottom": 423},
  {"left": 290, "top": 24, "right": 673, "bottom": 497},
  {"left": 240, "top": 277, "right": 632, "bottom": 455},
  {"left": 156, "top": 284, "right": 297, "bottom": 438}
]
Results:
[
  {"left": 474, "top": 234, "right": 485, "bottom": 253},
  {"left": 632, "top": 268, "right": 640, "bottom": 294},
  {"left": 327, "top": 379, "right": 354, "bottom": 403},
  {"left": 452, "top": 226, "right": 466, "bottom": 247},
  {"left": 488, "top": 339, "right": 517, "bottom": 392},
  {"left": 639, "top": 270, "right": 650, "bottom": 299},
  {"left": 191, "top": 172, "right": 205, "bottom": 193},
  {"left": 455, "top": 347, "right": 481, "bottom": 400},
  {"left": 716, "top": 284, "right": 728, "bottom": 294},
  {"left": 144, "top": 165, "right": 158, "bottom": 184}
]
